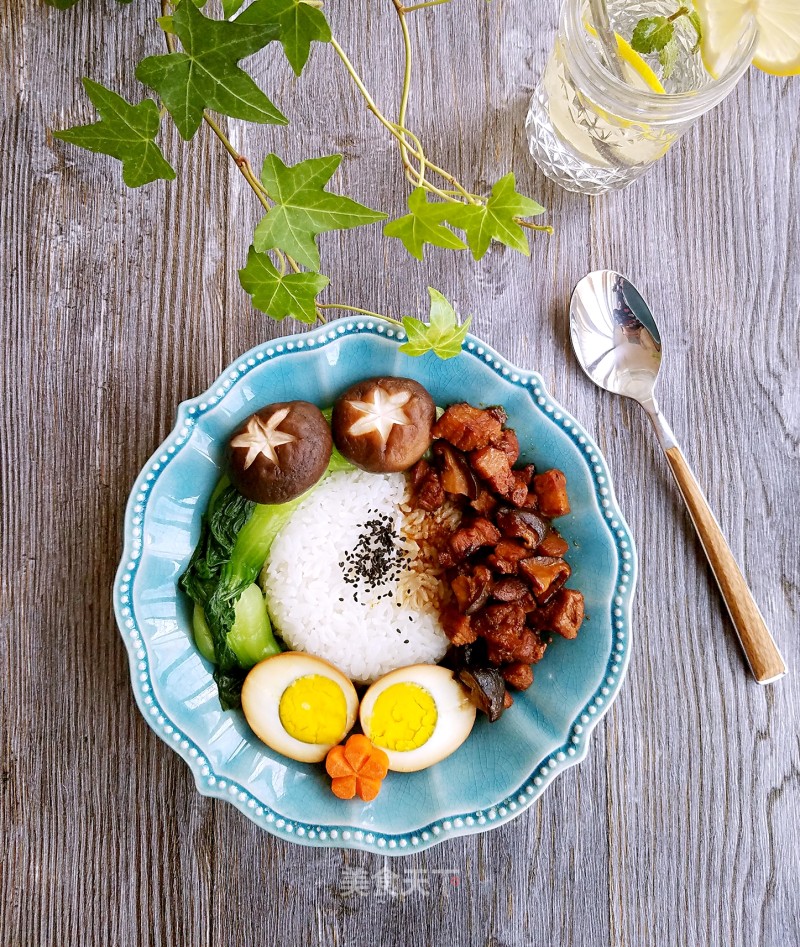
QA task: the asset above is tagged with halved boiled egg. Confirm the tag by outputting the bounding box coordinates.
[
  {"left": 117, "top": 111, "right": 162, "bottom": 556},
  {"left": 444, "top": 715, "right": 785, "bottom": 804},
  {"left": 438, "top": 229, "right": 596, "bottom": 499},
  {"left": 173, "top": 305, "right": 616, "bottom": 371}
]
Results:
[
  {"left": 241, "top": 652, "right": 358, "bottom": 763},
  {"left": 359, "top": 664, "right": 476, "bottom": 773}
]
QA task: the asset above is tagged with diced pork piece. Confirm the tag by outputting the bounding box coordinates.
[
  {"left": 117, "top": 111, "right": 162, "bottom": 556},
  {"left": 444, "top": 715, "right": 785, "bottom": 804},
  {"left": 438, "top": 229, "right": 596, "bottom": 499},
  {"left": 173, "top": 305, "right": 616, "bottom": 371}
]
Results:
[
  {"left": 491, "top": 578, "right": 530, "bottom": 603},
  {"left": 532, "top": 469, "right": 571, "bottom": 518},
  {"left": 496, "top": 429, "right": 520, "bottom": 465},
  {"left": 518, "top": 556, "right": 571, "bottom": 603},
  {"left": 441, "top": 606, "right": 478, "bottom": 646},
  {"left": 515, "top": 464, "right": 535, "bottom": 487},
  {"left": 475, "top": 604, "right": 527, "bottom": 662},
  {"left": 486, "top": 405, "right": 508, "bottom": 425},
  {"left": 503, "top": 690, "right": 514, "bottom": 709},
  {"left": 487, "top": 539, "right": 529, "bottom": 574},
  {"left": 470, "top": 446, "right": 515, "bottom": 495},
  {"left": 505, "top": 472, "right": 531, "bottom": 508},
  {"left": 448, "top": 517, "right": 502, "bottom": 562},
  {"left": 433, "top": 404, "right": 503, "bottom": 452},
  {"left": 416, "top": 469, "right": 445, "bottom": 511},
  {"left": 516, "top": 628, "right": 547, "bottom": 664},
  {"left": 437, "top": 548, "right": 456, "bottom": 568},
  {"left": 535, "top": 588, "right": 585, "bottom": 639},
  {"left": 502, "top": 662, "right": 534, "bottom": 690},
  {"left": 409, "top": 458, "right": 429, "bottom": 489},
  {"left": 495, "top": 508, "right": 549, "bottom": 548},
  {"left": 536, "top": 528, "right": 570, "bottom": 557},
  {"left": 470, "top": 489, "right": 498, "bottom": 517},
  {"left": 451, "top": 565, "right": 493, "bottom": 615}
]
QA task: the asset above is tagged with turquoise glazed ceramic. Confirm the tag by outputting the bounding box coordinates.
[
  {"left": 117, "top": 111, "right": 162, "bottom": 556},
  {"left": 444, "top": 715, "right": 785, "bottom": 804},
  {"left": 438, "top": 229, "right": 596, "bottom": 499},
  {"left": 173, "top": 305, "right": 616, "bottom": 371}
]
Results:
[{"left": 114, "top": 323, "right": 636, "bottom": 854}]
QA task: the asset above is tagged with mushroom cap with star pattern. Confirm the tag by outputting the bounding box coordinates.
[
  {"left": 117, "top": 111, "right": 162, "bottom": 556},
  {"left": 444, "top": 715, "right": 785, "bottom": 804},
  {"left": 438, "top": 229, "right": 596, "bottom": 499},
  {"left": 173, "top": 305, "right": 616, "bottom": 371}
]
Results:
[
  {"left": 228, "top": 401, "right": 332, "bottom": 504},
  {"left": 331, "top": 377, "right": 435, "bottom": 473}
]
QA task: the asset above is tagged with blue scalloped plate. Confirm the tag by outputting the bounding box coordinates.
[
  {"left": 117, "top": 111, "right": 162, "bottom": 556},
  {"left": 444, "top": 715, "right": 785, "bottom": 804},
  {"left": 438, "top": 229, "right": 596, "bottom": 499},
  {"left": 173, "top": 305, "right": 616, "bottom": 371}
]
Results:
[{"left": 113, "top": 323, "right": 636, "bottom": 854}]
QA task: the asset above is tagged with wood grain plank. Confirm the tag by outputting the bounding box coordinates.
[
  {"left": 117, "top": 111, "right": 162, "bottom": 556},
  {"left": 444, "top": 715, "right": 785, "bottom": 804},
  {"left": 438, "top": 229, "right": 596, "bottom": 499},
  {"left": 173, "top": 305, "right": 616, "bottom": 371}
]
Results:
[{"left": 1, "top": 0, "right": 798, "bottom": 945}]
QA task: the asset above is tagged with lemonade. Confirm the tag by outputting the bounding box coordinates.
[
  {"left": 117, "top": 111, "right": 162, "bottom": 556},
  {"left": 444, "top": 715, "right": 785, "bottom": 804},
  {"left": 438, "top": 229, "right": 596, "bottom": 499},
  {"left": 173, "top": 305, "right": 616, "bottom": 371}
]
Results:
[{"left": 526, "top": 0, "right": 757, "bottom": 194}]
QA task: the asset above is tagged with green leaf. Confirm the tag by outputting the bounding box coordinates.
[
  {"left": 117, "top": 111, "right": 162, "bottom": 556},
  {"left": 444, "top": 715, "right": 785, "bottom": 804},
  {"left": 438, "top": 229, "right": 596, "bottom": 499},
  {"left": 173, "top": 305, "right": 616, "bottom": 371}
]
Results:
[
  {"left": 237, "top": 0, "right": 331, "bottom": 75},
  {"left": 253, "top": 153, "right": 387, "bottom": 271},
  {"left": 686, "top": 9, "right": 703, "bottom": 53},
  {"left": 383, "top": 188, "right": 467, "bottom": 260},
  {"left": 137, "top": 0, "right": 286, "bottom": 141},
  {"left": 659, "top": 38, "right": 679, "bottom": 79},
  {"left": 222, "top": 0, "right": 247, "bottom": 16},
  {"left": 52, "top": 79, "right": 176, "bottom": 188},
  {"left": 445, "top": 173, "right": 543, "bottom": 261},
  {"left": 238, "top": 246, "right": 329, "bottom": 322},
  {"left": 630, "top": 16, "right": 674, "bottom": 54},
  {"left": 399, "top": 288, "right": 471, "bottom": 360}
]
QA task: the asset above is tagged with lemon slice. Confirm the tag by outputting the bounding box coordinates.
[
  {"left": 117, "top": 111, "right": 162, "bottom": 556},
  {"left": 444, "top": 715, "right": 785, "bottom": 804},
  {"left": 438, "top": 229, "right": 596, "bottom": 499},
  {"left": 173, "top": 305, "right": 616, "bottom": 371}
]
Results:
[
  {"left": 585, "top": 22, "right": 666, "bottom": 92},
  {"left": 695, "top": 0, "right": 800, "bottom": 77}
]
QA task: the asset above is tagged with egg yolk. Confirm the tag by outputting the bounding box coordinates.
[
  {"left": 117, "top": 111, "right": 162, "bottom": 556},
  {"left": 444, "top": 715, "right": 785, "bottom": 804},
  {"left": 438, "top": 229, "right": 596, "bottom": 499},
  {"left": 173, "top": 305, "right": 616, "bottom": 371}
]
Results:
[
  {"left": 278, "top": 675, "right": 348, "bottom": 745},
  {"left": 368, "top": 683, "right": 437, "bottom": 752}
]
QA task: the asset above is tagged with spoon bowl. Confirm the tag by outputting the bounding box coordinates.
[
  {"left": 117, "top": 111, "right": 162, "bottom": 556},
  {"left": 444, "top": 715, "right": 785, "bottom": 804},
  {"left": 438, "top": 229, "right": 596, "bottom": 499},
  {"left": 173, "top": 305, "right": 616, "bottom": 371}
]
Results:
[{"left": 569, "top": 270, "right": 787, "bottom": 685}]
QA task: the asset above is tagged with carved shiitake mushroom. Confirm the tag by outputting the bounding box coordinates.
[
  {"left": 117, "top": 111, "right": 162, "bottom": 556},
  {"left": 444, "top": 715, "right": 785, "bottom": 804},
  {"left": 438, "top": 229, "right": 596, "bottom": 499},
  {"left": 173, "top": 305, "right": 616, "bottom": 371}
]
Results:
[
  {"left": 228, "top": 401, "right": 332, "bottom": 505},
  {"left": 331, "top": 377, "right": 435, "bottom": 473}
]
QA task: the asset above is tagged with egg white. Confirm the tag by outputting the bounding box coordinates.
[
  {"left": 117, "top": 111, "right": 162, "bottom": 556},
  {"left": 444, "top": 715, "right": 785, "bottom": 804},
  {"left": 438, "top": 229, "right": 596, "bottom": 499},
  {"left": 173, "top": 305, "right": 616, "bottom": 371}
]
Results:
[
  {"left": 359, "top": 664, "right": 477, "bottom": 772},
  {"left": 241, "top": 652, "right": 359, "bottom": 763}
]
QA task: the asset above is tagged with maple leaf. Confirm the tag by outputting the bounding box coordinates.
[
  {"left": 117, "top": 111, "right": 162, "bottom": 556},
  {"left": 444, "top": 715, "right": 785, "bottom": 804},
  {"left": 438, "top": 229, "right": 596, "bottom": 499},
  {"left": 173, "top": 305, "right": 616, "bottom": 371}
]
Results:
[
  {"left": 53, "top": 79, "right": 175, "bottom": 188},
  {"left": 383, "top": 188, "right": 467, "bottom": 260},
  {"left": 399, "top": 288, "right": 471, "bottom": 360},
  {"left": 137, "top": 0, "right": 286, "bottom": 141},
  {"left": 237, "top": 0, "right": 332, "bottom": 75},
  {"left": 253, "top": 154, "right": 387, "bottom": 271},
  {"left": 238, "top": 246, "right": 329, "bottom": 323},
  {"left": 446, "top": 173, "right": 544, "bottom": 260}
]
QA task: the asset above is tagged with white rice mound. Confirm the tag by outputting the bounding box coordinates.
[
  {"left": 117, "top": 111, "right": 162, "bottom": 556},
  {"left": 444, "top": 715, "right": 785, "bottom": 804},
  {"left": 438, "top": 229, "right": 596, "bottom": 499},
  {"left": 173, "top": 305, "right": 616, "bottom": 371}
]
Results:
[{"left": 262, "top": 469, "right": 460, "bottom": 683}]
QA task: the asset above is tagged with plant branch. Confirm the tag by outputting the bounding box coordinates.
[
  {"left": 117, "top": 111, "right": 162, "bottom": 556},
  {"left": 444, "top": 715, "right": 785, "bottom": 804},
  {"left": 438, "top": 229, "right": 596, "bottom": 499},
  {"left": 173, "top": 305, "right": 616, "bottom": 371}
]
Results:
[
  {"left": 318, "top": 302, "right": 404, "bottom": 328},
  {"left": 401, "top": 0, "right": 451, "bottom": 10}
]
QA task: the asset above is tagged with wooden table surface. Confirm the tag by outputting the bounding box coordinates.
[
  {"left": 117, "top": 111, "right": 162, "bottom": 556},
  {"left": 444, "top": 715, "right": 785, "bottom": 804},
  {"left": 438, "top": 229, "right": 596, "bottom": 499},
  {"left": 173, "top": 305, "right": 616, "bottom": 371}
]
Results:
[{"left": 2, "top": 1, "right": 799, "bottom": 945}]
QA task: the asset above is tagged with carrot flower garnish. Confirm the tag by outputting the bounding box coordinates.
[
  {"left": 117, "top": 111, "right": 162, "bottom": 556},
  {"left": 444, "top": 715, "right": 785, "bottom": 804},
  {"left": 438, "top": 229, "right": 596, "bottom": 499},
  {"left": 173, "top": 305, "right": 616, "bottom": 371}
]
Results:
[{"left": 325, "top": 734, "right": 389, "bottom": 801}]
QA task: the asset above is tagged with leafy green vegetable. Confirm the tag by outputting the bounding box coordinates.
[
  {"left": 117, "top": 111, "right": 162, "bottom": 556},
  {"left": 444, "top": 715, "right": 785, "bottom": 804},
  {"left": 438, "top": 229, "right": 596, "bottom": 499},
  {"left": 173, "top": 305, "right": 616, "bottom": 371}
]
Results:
[
  {"left": 237, "top": 0, "right": 332, "bottom": 76},
  {"left": 137, "top": 0, "right": 286, "bottom": 141},
  {"left": 631, "top": 16, "right": 674, "bottom": 55},
  {"left": 383, "top": 188, "right": 468, "bottom": 260},
  {"left": 53, "top": 79, "right": 175, "bottom": 188},
  {"left": 445, "top": 173, "right": 544, "bottom": 260},
  {"left": 238, "top": 247, "right": 329, "bottom": 323},
  {"left": 181, "top": 449, "right": 354, "bottom": 708},
  {"left": 254, "top": 154, "right": 387, "bottom": 271},
  {"left": 192, "top": 603, "right": 217, "bottom": 662},
  {"left": 400, "top": 288, "right": 471, "bottom": 360}
]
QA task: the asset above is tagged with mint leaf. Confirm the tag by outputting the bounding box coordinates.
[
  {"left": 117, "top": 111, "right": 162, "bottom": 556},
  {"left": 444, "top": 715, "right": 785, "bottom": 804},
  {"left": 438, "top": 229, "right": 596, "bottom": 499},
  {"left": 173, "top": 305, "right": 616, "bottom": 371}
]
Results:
[
  {"left": 383, "top": 188, "right": 467, "bottom": 260},
  {"left": 239, "top": 247, "right": 328, "bottom": 323},
  {"left": 253, "top": 154, "right": 387, "bottom": 271},
  {"left": 659, "top": 38, "right": 679, "bottom": 78},
  {"left": 631, "top": 16, "right": 674, "bottom": 54},
  {"left": 53, "top": 79, "right": 175, "bottom": 188},
  {"left": 400, "top": 288, "right": 471, "bottom": 360},
  {"left": 445, "top": 173, "right": 544, "bottom": 261},
  {"left": 237, "top": 0, "right": 331, "bottom": 75},
  {"left": 137, "top": 0, "right": 286, "bottom": 141},
  {"left": 686, "top": 10, "right": 703, "bottom": 53}
]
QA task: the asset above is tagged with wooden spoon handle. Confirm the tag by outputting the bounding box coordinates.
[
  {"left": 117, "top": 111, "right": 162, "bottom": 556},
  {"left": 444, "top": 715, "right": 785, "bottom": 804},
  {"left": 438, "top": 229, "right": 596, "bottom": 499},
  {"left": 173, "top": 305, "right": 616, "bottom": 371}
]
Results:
[{"left": 663, "top": 445, "right": 787, "bottom": 684}]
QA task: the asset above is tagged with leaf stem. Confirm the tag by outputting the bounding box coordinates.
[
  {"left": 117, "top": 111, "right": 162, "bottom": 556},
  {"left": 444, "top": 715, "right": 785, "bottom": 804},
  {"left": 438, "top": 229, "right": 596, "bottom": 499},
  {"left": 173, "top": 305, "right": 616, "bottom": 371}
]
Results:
[
  {"left": 400, "top": 0, "right": 451, "bottom": 10},
  {"left": 516, "top": 218, "right": 554, "bottom": 234},
  {"left": 318, "top": 303, "right": 404, "bottom": 328}
]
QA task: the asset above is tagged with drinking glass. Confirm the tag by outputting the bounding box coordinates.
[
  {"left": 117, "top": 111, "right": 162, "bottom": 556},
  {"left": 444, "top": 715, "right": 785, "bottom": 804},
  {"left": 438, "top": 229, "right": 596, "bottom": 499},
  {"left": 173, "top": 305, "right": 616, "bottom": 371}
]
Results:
[{"left": 526, "top": 0, "right": 758, "bottom": 194}]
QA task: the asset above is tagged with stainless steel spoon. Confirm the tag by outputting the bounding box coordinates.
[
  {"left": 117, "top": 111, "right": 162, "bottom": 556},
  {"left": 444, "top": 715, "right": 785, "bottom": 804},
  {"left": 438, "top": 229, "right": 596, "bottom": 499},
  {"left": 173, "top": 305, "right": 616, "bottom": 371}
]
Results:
[{"left": 569, "top": 270, "right": 787, "bottom": 684}]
